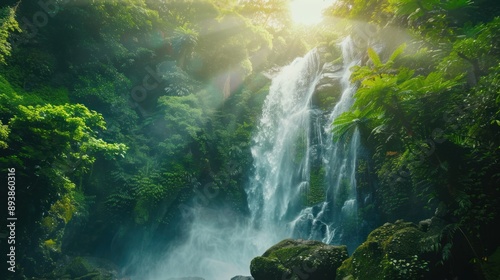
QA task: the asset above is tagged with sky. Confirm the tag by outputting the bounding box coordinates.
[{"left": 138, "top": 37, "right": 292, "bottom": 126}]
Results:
[{"left": 289, "top": 0, "right": 336, "bottom": 25}]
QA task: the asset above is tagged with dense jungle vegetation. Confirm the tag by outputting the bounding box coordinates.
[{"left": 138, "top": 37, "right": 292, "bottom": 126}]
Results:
[{"left": 1, "top": 0, "right": 499, "bottom": 279}]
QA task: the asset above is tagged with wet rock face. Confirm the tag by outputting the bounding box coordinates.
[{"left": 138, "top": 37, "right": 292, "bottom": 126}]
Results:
[
  {"left": 250, "top": 239, "right": 349, "bottom": 280},
  {"left": 312, "top": 62, "right": 343, "bottom": 110}
]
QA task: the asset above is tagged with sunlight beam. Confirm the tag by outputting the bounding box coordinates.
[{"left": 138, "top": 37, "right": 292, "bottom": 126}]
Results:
[{"left": 289, "top": 0, "right": 336, "bottom": 26}]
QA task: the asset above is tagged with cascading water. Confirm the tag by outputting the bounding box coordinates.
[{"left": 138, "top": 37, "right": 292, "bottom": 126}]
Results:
[
  {"left": 246, "top": 48, "right": 323, "bottom": 236},
  {"left": 288, "top": 36, "right": 363, "bottom": 251},
  {"left": 142, "top": 36, "right": 362, "bottom": 280}
]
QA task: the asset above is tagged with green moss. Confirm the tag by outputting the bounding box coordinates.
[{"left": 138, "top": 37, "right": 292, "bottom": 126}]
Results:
[
  {"left": 252, "top": 239, "right": 348, "bottom": 280},
  {"left": 381, "top": 255, "right": 430, "bottom": 280},
  {"left": 251, "top": 257, "right": 289, "bottom": 280},
  {"left": 313, "top": 83, "right": 342, "bottom": 111},
  {"left": 338, "top": 241, "right": 384, "bottom": 279},
  {"left": 292, "top": 131, "right": 308, "bottom": 164},
  {"left": 268, "top": 245, "right": 309, "bottom": 261},
  {"left": 366, "top": 221, "right": 416, "bottom": 244},
  {"left": 338, "top": 220, "right": 434, "bottom": 280},
  {"left": 133, "top": 198, "right": 150, "bottom": 224},
  {"left": 50, "top": 194, "right": 77, "bottom": 223},
  {"left": 43, "top": 239, "right": 60, "bottom": 252},
  {"left": 41, "top": 216, "right": 58, "bottom": 233},
  {"left": 385, "top": 227, "right": 425, "bottom": 259},
  {"left": 335, "top": 178, "right": 352, "bottom": 209},
  {"left": 307, "top": 167, "right": 326, "bottom": 206}
]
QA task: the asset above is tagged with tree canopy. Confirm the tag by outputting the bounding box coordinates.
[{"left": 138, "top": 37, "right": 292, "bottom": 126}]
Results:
[{"left": 1, "top": 0, "right": 499, "bottom": 279}]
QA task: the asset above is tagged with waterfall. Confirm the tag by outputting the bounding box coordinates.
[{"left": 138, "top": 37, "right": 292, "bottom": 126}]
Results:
[
  {"left": 323, "top": 37, "right": 362, "bottom": 250},
  {"left": 247, "top": 48, "right": 322, "bottom": 235},
  {"left": 252, "top": 36, "right": 362, "bottom": 251},
  {"left": 142, "top": 36, "right": 361, "bottom": 280}
]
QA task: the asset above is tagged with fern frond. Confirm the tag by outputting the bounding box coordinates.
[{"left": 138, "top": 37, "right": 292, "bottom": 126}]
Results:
[
  {"left": 368, "top": 48, "right": 382, "bottom": 67},
  {"left": 332, "top": 111, "right": 361, "bottom": 142},
  {"left": 388, "top": 43, "right": 407, "bottom": 65}
]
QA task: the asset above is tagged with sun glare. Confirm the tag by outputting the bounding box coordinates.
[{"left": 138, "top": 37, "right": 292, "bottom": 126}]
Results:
[{"left": 289, "top": 0, "right": 335, "bottom": 26}]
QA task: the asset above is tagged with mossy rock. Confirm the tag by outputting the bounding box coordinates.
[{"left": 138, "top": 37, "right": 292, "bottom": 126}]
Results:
[
  {"left": 337, "top": 220, "right": 440, "bottom": 280},
  {"left": 250, "top": 239, "right": 348, "bottom": 280},
  {"left": 66, "top": 257, "right": 95, "bottom": 278},
  {"left": 53, "top": 257, "right": 114, "bottom": 280},
  {"left": 312, "top": 81, "right": 342, "bottom": 111},
  {"left": 251, "top": 257, "right": 289, "bottom": 279}
]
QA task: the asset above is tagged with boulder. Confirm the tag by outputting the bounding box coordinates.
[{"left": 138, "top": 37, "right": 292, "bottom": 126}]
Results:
[
  {"left": 337, "top": 219, "right": 446, "bottom": 280},
  {"left": 250, "top": 239, "right": 348, "bottom": 280},
  {"left": 230, "top": 276, "right": 254, "bottom": 280}
]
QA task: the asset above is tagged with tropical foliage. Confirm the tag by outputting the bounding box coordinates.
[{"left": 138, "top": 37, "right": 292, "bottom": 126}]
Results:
[
  {"left": 330, "top": 1, "right": 500, "bottom": 278},
  {"left": 0, "top": 0, "right": 499, "bottom": 279}
]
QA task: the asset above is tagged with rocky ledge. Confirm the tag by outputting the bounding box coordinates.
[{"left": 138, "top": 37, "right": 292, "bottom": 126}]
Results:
[{"left": 250, "top": 239, "right": 348, "bottom": 280}]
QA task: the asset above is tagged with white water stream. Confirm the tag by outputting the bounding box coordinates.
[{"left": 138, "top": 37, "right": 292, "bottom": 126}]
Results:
[{"left": 144, "top": 36, "right": 361, "bottom": 280}]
